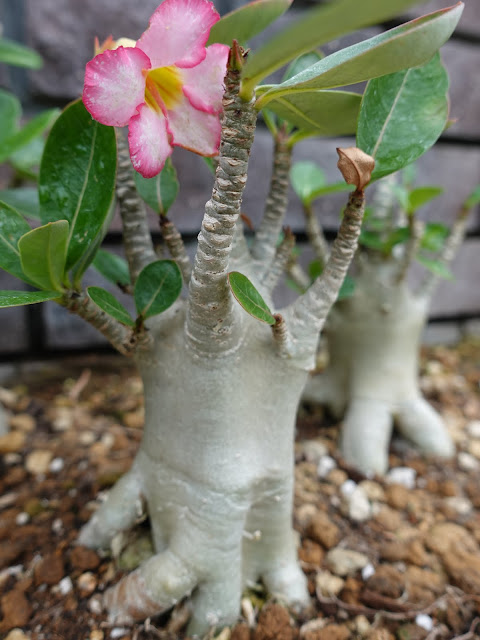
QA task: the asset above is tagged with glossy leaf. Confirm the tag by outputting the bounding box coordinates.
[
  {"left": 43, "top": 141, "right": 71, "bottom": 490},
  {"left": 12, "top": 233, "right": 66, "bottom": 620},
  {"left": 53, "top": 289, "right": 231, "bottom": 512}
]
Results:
[
  {"left": 420, "top": 222, "right": 449, "bottom": 252},
  {"left": 0, "top": 201, "right": 32, "bottom": 282},
  {"left": 92, "top": 249, "right": 131, "bottom": 288},
  {"left": 0, "top": 188, "right": 40, "bottom": 220},
  {"left": 228, "top": 271, "right": 275, "bottom": 325},
  {"left": 134, "top": 158, "right": 179, "bottom": 216},
  {"left": 407, "top": 186, "right": 443, "bottom": 214},
  {"left": 134, "top": 260, "right": 182, "bottom": 319},
  {"left": 0, "top": 290, "right": 60, "bottom": 307},
  {"left": 357, "top": 53, "right": 449, "bottom": 180},
  {"left": 291, "top": 162, "right": 326, "bottom": 204},
  {"left": 18, "top": 220, "right": 69, "bottom": 292},
  {"left": 242, "top": 0, "right": 450, "bottom": 94},
  {"left": 283, "top": 52, "right": 323, "bottom": 83},
  {"left": 0, "top": 109, "right": 59, "bottom": 163},
  {"left": 0, "top": 89, "right": 21, "bottom": 144},
  {"left": 255, "top": 5, "right": 462, "bottom": 108},
  {"left": 464, "top": 185, "right": 480, "bottom": 209},
  {"left": 10, "top": 137, "right": 45, "bottom": 173},
  {"left": 208, "top": 0, "right": 292, "bottom": 46},
  {"left": 263, "top": 90, "right": 361, "bottom": 136},
  {"left": 87, "top": 286, "right": 134, "bottom": 327},
  {"left": 416, "top": 254, "right": 453, "bottom": 279},
  {"left": 0, "top": 37, "right": 43, "bottom": 69},
  {"left": 39, "top": 99, "right": 117, "bottom": 271}
]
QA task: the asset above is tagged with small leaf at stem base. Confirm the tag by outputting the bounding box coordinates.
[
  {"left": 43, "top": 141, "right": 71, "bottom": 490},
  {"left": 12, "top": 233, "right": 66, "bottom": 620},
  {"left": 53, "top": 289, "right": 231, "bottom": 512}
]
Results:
[{"left": 228, "top": 271, "right": 275, "bottom": 325}]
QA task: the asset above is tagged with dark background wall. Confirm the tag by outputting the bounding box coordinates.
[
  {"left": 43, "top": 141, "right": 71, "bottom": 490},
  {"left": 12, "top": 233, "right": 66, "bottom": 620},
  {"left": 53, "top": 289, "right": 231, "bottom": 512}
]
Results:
[{"left": 0, "top": 0, "right": 479, "bottom": 359}]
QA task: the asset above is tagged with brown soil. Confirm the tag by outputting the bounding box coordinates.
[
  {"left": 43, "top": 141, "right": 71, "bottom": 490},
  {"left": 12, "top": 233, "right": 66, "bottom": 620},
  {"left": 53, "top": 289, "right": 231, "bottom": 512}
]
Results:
[{"left": 0, "top": 340, "right": 479, "bottom": 640}]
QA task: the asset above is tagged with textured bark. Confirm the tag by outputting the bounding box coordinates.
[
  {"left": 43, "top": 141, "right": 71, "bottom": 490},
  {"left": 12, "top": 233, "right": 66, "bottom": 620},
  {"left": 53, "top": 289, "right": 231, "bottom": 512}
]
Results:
[
  {"left": 160, "top": 217, "right": 192, "bottom": 283},
  {"left": 304, "top": 202, "right": 330, "bottom": 269},
  {"left": 303, "top": 259, "right": 454, "bottom": 475}
]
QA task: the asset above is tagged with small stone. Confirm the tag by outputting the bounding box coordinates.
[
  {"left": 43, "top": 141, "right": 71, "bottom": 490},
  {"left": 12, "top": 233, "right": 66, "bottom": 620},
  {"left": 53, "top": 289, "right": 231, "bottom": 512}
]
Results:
[
  {"left": 457, "top": 452, "right": 479, "bottom": 471},
  {"left": 385, "top": 484, "right": 410, "bottom": 510},
  {"left": 231, "top": 623, "right": 251, "bottom": 640},
  {"left": 300, "top": 619, "right": 327, "bottom": 638},
  {"left": 77, "top": 571, "right": 97, "bottom": 595},
  {"left": 340, "top": 480, "right": 356, "bottom": 497},
  {"left": 110, "top": 629, "right": 131, "bottom": 639},
  {"left": 345, "top": 486, "right": 372, "bottom": 522},
  {"left": 315, "top": 570, "right": 345, "bottom": 596},
  {"left": 467, "top": 420, "right": 480, "bottom": 438},
  {"left": 123, "top": 410, "right": 144, "bottom": 429},
  {"left": 307, "top": 512, "right": 341, "bottom": 549},
  {"left": 25, "top": 450, "right": 53, "bottom": 475},
  {"left": 15, "top": 512, "right": 30, "bottom": 526},
  {"left": 385, "top": 466, "right": 416, "bottom": 489},
  {"left": 34, "top": 552, "right": 65, "bottom": 586},
  {"left": 79, "top": 431, "right": 96, "bottom": 445},
  {"left": 90, "top": 631, "right": 104, "bottom": 640},
  {"left": 468, "top": 440, "right": 480, "bottom": 459},
  {"left": 5, "top": 630, "right": 30, "bottom": 640},
  {"left": 317, "top": 455, "right": 336, "bottom": 478},
  {"left": 49, "top": 457, "right": 64, "bottom": 473},
  {"left": 442, "top": 496, "right": 472, "bottom": 515},
  {"left": 0, "top": 589, "right": 33, "bottom": 627},
  {"left": 70, "top": 546, "right": 101, "bottom": 571},
  {"left": 55, "top": 576, "right": 73, "bottom": 595},
  {"left": 296, "top": 503, "right": 318, "bottom": 530},
  {"left": 88, "top": 594, "right": 103, "bottom": 614},
  {"left": 9, "top": 413, "right": 35, "bottom": 432},
  {"left": 302, "top": 439, "right": 329, "bottom": 463},
  {"left": 415, "top": 614, "right": 433, "bottom": 631},
  {"left": 326, "top": 468, "right": 348, "bottom": 486},
  {"left": 359, "top": 480, "right": 385, "bottom": 502},
  {"left": 311, "top": 624, "right": 350, "bottom": 640},
  {"left": 354, "top": 615, "right": 371, "bottom": 637},
  {"left": 367, "top": 630, "right": 394, "bottom": 640},
  {"left": 326, "top": 547, "right": 369, "bottom": 576},
  {"left": 0, "top": 430, "right": 26, "bottom": 454},
  {"left": 365, "top": 565, "right": 405, "bottom": 599},
  {"left": 299, "top": 539, "right": 324, "bottom": 566},
  {"left": 361, "top": 564, "right": 375, "bottom": 581}
]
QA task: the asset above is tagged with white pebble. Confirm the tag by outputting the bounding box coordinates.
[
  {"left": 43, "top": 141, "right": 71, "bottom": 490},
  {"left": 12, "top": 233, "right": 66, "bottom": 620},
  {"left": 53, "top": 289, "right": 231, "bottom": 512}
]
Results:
[
  {"left": 467, "top": 420, "right": 480, "bottom": 438},
  {"left": 458, "top": 452, "right": 479, "bottom": 471},
  {"left": 52, "top": 518, "right": 63, "bottom": 534},
  {"left": 49, "top": 457, "right": 64, "bottom": 473},
  {"left": 57, "top": 576, "right": 73, "bottom": 595},
  {"left": 386, "top": 466, "right": 416, "bottom": 489},
  {"left": 15, "top": 512, "right": 29, "bottom": 526},
  {"left": 317, "top": 455, "right": 337, "bottom": 478},
  {"left": 340, "top": 479, "right": 357, "bottom": 497},
  {"left": 111, "top": 629, "right": 131, "bottom": 639},
  {"left": 348, "top": 487, "right": 372, "bottom": 522},
  {"left": 361, "top": 563, "right": 375, "bottom": 581},
  {"left": 415, "top": 614, "right": 433, "bottom": 631}
]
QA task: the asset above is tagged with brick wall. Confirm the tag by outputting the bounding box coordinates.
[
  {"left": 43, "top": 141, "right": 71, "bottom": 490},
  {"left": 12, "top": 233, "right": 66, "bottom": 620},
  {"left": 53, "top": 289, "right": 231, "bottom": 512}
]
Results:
[{"left": 0, "top": 0, "right": 479, "bottom": 357}]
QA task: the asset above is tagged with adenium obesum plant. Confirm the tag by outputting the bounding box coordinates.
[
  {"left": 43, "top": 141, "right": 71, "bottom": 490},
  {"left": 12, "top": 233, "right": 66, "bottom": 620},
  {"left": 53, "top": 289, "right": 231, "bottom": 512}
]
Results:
[{"left": 0, "top": 0, "right": 463, "bottom": 634}]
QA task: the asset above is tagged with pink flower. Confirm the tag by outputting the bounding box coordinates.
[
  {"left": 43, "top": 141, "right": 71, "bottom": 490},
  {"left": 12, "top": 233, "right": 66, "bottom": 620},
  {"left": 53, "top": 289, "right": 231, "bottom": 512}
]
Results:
[{"left": 83, "top": 0, "right": 229, "bottom": 178}]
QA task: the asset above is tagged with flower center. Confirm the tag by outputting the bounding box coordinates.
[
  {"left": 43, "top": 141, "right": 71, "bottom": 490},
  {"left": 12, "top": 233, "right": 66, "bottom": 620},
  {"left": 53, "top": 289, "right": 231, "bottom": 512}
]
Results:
[{"left": 144, "top": 66, "right": 183, "bottom": 112}]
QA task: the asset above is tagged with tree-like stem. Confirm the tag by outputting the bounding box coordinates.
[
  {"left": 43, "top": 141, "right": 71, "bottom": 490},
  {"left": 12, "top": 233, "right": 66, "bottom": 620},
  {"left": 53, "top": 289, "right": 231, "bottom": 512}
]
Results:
[
  {"left": 160, "top": 218, "right": 192, "bottom": 283},
  {"left": 304, "top": 202, "right": 330, "bottom": 268},
  {"left": 417, "top": 205, "right": 471, "bottom": 301},
  {"left": 287, "top": 190, "right": 366, "bottom": 361},
  {"left": 396, "top": 217, "right": 424, "bottom": 284},
  {"left": 250, "top": 130, "right": 292, "bottom": 269},
  {"left": 262, "top": 227, "right": 295, "bottom": 293},
  {"left": 186, "top": 45, "right": 257, "bottom": 356},
  {"left": 116, "top": 133, "right": 157, "bottom": 284},
  {"left": 63, "top": 291, "right": 153, "bottom": 356}
]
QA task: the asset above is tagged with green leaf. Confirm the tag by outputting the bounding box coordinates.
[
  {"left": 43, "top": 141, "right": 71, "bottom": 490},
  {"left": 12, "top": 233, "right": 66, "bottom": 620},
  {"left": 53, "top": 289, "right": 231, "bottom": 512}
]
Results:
[
  {"left": 357, "top": 53, "right": 449, "bottom": 180},
  {"left": 0, "top": 201, "right": 32, "bottom": 282},
  {"left": 464, "top": 185, "right": 480, "bottom": 209},
  {"left": 308, "top": 259, "right": 323, "bottom": 282},
  {"left": 384, "top": 226, "right": 410, "bottom": 252},
  {"left": 208, "top": 0, "right": 292, "bottom": 46},
  {"left": 407, "top": 186, "right": 443, "bottom": 214},
  {"left": 10, "top": 137, "right": 45, "bottom": 173},
  {"left": 338, "top": 275, "right": 356, "bottom": 300},
  {"left": 0, "top": 89, "right": 21, "bottom": 144},
  {"left": 263, "top": 90, "right": 361, "bottom": 136},
  {"left": 203, "top": 156, "right": 216, "bottom": 175},
  {"left": 92, "top": 249, "right": 131, "bottom": 288},
  {"left": 283, "top": 52, "right": 324, "bottom": 83},
  {"left": 359, "top": 230, "right": 384, "bottom": 251},
  {"left": 134, "top": 158, "right": 179, "bottom": 216},
  {"left": 420, "top": 222, "right": 449, "bottom": 252},
  {"left": 87, "top": 286, "right": 134, "bottom": 327},
  {"left": 134, "top": 260, "right": 182, "bottom": 319},
  {"left": 0, "top": 290, "right": 60, "bottom": 307},
  {"left": 39, "top": 99, "right": 117, "bottom": 272},
  {"left": 291, "top": 162, "right": 326, "bottom": 204},
  {"left": 0, "top": 109, "right": 59, "bottom": 164},
  {"left": 0, "top": 188, "right": 40, "bottom": 220},
  {"left": 228, "top": 271, "right": 275, "bottom": 325},
  {"left": 391, "top": 184, "right": 410, "bottom": 212},
  {"left": 242, "top": 0, "right": 454, "bottom": 95},
  {"left": 416, "top": 254, "right": 453, "bottom": 279},
  {"left": 255, "top": 6, "right": 462, "bottom": 108},
  {"left": 18, "top": 220, "right": 69, "bottom": 292},
  {"left": 0, "top": 37, "right": 43, "bottom": 69}
]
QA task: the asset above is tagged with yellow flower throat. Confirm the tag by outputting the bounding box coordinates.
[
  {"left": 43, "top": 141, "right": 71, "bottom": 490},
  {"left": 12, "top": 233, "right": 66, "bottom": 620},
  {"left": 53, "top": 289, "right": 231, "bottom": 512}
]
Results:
[{"left": 144, "top": 66, "right": 183, "bottom": 111}]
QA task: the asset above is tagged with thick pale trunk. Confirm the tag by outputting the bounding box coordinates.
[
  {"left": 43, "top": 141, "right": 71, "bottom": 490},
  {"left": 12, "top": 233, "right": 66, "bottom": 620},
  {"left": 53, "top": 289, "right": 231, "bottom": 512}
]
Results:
[
  {"left": 304, "top": 260, "right": 454, "bottom": 475},
  {"left": 79, "top": 306, "right": 309, "bottom": 634}
]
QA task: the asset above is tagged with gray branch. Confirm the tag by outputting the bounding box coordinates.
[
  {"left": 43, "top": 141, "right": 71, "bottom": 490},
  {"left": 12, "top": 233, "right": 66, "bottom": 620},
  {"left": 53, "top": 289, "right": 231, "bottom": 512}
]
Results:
[
  {"left": 186, "top": 47, "right": 257, "bottom": 356},
  {"left": 160, "top": 218, "right": 192, "bottom": 284},
  {"left": 304, "top": 202, "right": 330, "bottom": 268},
  {"left": 262, "top": 228, "right": 295, "bottom": 293},
  {"left": 116, "top": 132, "right": 157, "bottom": 284}
]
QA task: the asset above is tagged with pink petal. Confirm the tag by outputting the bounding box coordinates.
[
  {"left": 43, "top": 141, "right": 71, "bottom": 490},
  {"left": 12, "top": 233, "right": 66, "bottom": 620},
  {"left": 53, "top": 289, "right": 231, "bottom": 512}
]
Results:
[
  {"left": 137, "top": 0, "right": 220, "bottom": 70},
  {"left": 83, "top": 47, "right": 150, "bottom": 127},
  {"left": 128, "top": 104, "right": 173, "bottom": 178},
  {"left": 182, "top": 44, "right": 229, "bottom": 114},
  {"left": 168, "top": 94, "right": 221, "bottom": 157}
]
